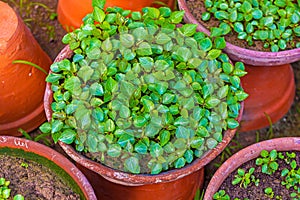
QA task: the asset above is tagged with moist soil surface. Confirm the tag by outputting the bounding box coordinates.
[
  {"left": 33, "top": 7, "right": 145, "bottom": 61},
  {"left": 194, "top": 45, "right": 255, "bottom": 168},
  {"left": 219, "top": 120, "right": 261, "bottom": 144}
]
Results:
[
  {"left": 2, "top": 0, "right": 300, "bottom": 197},
  {"left": 218, "top": 151, "right": 300, "bottom": 199},
  {"left": 0, "top": 154, "right": 80, "bottom": 200}
]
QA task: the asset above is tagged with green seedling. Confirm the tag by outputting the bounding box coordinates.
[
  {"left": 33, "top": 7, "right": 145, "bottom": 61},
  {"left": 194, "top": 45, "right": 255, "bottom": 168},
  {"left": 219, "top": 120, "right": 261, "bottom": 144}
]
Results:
[
  {"left": 0, "top": 178, "right": 24, "bottom": 200},
  {"left": 278, "top": 152, "right": 296, "bottom": 164},
  {"left": 255, "top": 149, "right": 279, "bottom": 175},
  {"left": 20, "top": 162, "right": 29, "bottom": 169},
  {"left": 40, "top": 0, "right": 248, "bottom": 174},
  {"left": 281, "top": 160, "right": 300, "bottom": 190},
  {"left": 202, "top": 0, "right": 300, "bottom": 52},
  {"left": 213, "top": 190, "right": 230, "bottom": 200},
  {"left": 264, "top": 187, "right": 274, "bottom": 198},
  {"left": 232, "top": 167, "right": 259, "bottom": 188},
  {"left": 290, "top": 187, "right": 300, "bottom": 200}
]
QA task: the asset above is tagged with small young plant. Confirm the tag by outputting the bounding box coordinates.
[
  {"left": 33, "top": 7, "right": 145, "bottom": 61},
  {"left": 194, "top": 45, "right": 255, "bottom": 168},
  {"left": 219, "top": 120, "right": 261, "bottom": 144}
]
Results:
[
  {"left": 0, "top": 178, "right": 24, "bottom": 200},
  {"left": 201, "top": 0, "right": 300, "bottom": 52},
  {"left": 290, "top": 187, "right": 300, "bottom": 200},
  {"left": 20, "top": 162, "right": 29, "bottom": 169},
  {"left": 255, "top": 149, "right": 279, "bottom": 175},
  {"left": 281, "top": 160, "right": 300, "bottom": 190},
  {"left": 213, "top": 190, "right": 230, "bottom": 200},
  {"left": 278, "top": 152, "right": 296, "bottom": 164},
  {"left": 264, "top": 187, "right": 274, "bottom": 198},
  {"left": 231, "top": 167, "right": 259, "bottom": 188}
]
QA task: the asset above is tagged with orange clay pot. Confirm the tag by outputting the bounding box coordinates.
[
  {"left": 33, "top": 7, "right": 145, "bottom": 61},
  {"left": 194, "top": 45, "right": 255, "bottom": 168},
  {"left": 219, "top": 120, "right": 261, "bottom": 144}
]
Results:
[
  {"left": 0, "top": 136, "right": 97, "bottom": 199},
  {"left": 204, "top": 137, "right": 300, "bottom": 199},
  {"left": 57, "top": 0, "right": 176, "bottom": 31},
  {"left": 239, "top": 64, "right": 295, "bottom": 132},
  {"left": 44, "top": 45, "right": 244, "bottom": 200},
  {"left": 0, "top": 2, "right": 51, "bottom": 135}
]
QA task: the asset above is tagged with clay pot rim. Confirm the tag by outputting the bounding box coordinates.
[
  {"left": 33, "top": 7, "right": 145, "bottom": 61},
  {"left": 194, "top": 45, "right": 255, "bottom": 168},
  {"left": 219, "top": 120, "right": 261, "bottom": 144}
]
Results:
[
  {"left": 204, "top": 137, "right": 300, "bottom": 200},
  {"left": 0, "top": 136, "right": 97, "bottom": 200},
  {"left": 44, "top": 45, "right": 244, "bottom": 186},
  {"left": 177, "top": 0, "right": 300, "bottom": 65}
]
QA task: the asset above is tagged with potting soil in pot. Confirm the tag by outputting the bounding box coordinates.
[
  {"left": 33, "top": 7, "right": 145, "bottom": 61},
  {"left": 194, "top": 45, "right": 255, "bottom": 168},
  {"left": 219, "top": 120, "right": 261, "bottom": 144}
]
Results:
[
  {"left": 217, "top": 151, "right": 300, "bottom": 199},
  {"left": 0, "top": 154, "right": 80, "bottom": 199}
]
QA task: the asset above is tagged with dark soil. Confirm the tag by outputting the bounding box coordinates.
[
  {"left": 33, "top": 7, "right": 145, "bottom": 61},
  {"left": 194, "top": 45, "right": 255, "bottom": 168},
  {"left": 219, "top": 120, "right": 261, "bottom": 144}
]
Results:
[
  {"left": 219, "top": 151, "right": 300, "bottom": 199},
  {"left": 186, "top": 0, "right": 300, "bottom": 52},
  {"left": 2, "top": 0, "right": 300, "bottom": 198},
  {"left": 0, "top": 154, "right": 80, "bottom": 200}
]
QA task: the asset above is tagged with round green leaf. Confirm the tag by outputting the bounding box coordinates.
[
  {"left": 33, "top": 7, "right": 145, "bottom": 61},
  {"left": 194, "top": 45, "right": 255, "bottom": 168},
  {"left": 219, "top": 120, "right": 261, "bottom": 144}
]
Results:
[{"left": 124, "top": 157, "right": 140, "bottom": 174}]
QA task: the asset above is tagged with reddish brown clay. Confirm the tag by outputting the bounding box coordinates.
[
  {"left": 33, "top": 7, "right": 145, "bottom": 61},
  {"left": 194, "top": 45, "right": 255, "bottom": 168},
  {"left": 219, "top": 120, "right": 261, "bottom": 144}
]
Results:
[
  {"left": 0, "top": 136, "right": 97, "bottom": 200},
  {"left": 204, "top": 137, "right": 300, "bottom": 200},
  {"left": 57, "top": 0, "right": 176, "bottom": 30},
  {"left": 239, "top": 64, "right": 295, "bottom": 132},
  {"left": 0, "top": 2, "right": 52, "bottom": 135},
  {"left": 44, "top": 45, "right": 244, "bottom": 200}
]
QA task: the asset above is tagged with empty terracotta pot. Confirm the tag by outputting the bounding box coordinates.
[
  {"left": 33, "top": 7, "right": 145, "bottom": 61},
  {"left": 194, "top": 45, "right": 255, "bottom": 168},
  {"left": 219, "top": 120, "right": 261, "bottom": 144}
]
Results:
[
  {"left": 177, "top": 0, "right": 300, "bottom": 66},
  {"left": 0, "top": 136, "right": 97, "bottom": 199},
  {"left": 57, "top": 0, "right": 176, "bottom": 30},
  {"left": 239, "top": 64, "right": 295, "bottom": 132},
  {"left": 0, "top": 2, "right": 51, "bottom": 135},
  {"left": 44, "top": 45, "right": 244, "bottom": 200},
  {"left": 204, "top": 137, "right": 300, "bottom": 200}
]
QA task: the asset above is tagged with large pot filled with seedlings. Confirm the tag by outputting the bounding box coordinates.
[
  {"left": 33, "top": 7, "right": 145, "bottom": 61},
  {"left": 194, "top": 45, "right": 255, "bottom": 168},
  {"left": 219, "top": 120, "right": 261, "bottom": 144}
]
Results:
[
  {"left": 178, "top": 0, "right": 300, "bottom": 66},
  {"left": 42, "top": 0, "right": 248, "bottom": 199}
]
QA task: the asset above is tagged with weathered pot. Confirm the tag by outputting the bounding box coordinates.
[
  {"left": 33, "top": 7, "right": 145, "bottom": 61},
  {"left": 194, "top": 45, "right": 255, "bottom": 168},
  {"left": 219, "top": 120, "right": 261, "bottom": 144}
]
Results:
[
  {"left": 44, "top": 45, "right": 244, "bottom": 200},
  {"left": 177, "top": 0, "right": 300, "bottom": 66},
  {"left": 239, "top": 64, "right": 295, "bottom": 132},
  {"left": 57, "top": 0, "right": 176, "bottom": 30},
  {"left": 0, "top": 2, "right": 51, "bottom": 135},
  {"left": 204, "top": 137, "right": 300, "bottom": 200},
  {"left": 0, "top": 136, "right": 97, "bottom": 200}
]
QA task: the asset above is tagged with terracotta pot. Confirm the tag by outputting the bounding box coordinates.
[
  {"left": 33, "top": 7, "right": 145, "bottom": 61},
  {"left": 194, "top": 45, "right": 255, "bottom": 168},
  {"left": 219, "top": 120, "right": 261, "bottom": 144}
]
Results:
[
  {"left": 239, "top": 64, "right": 295, "bottom": 132},
  {"left": 0, "top": 2, "right": 52, "bottom": 136},
  {"left": 0, "top": 136, "right": 97, "bottom": 199},
  {"left": 57, "top": 0, "right": 176, "bottom": 30},
  {"left": 177, "top": 0, "right": 300, "bottom": 66},
  {"left": 204, "top": 137, "right": 300, "bottom": 200},
  {"left": 44, "top": 45, "right": 244, "bottom": 200}
]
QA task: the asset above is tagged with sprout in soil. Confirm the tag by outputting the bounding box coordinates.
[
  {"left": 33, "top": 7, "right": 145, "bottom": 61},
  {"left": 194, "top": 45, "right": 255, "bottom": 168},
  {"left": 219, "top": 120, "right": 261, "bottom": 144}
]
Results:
[
  {"left": 231, "top": 167, "right": 259, "bottom": 188},
  {"left": 0, "top": 178, "right": 24, "bottom": 200},
  {"left": 40, "top": 0, "right": 248, "bottom": 174}
]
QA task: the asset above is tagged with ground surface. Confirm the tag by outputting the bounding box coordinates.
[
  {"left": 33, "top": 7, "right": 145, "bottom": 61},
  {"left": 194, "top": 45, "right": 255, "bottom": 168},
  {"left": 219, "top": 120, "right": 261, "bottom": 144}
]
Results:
[{"left": 3, "top": 0, "right": 300, "bottom": 198}]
